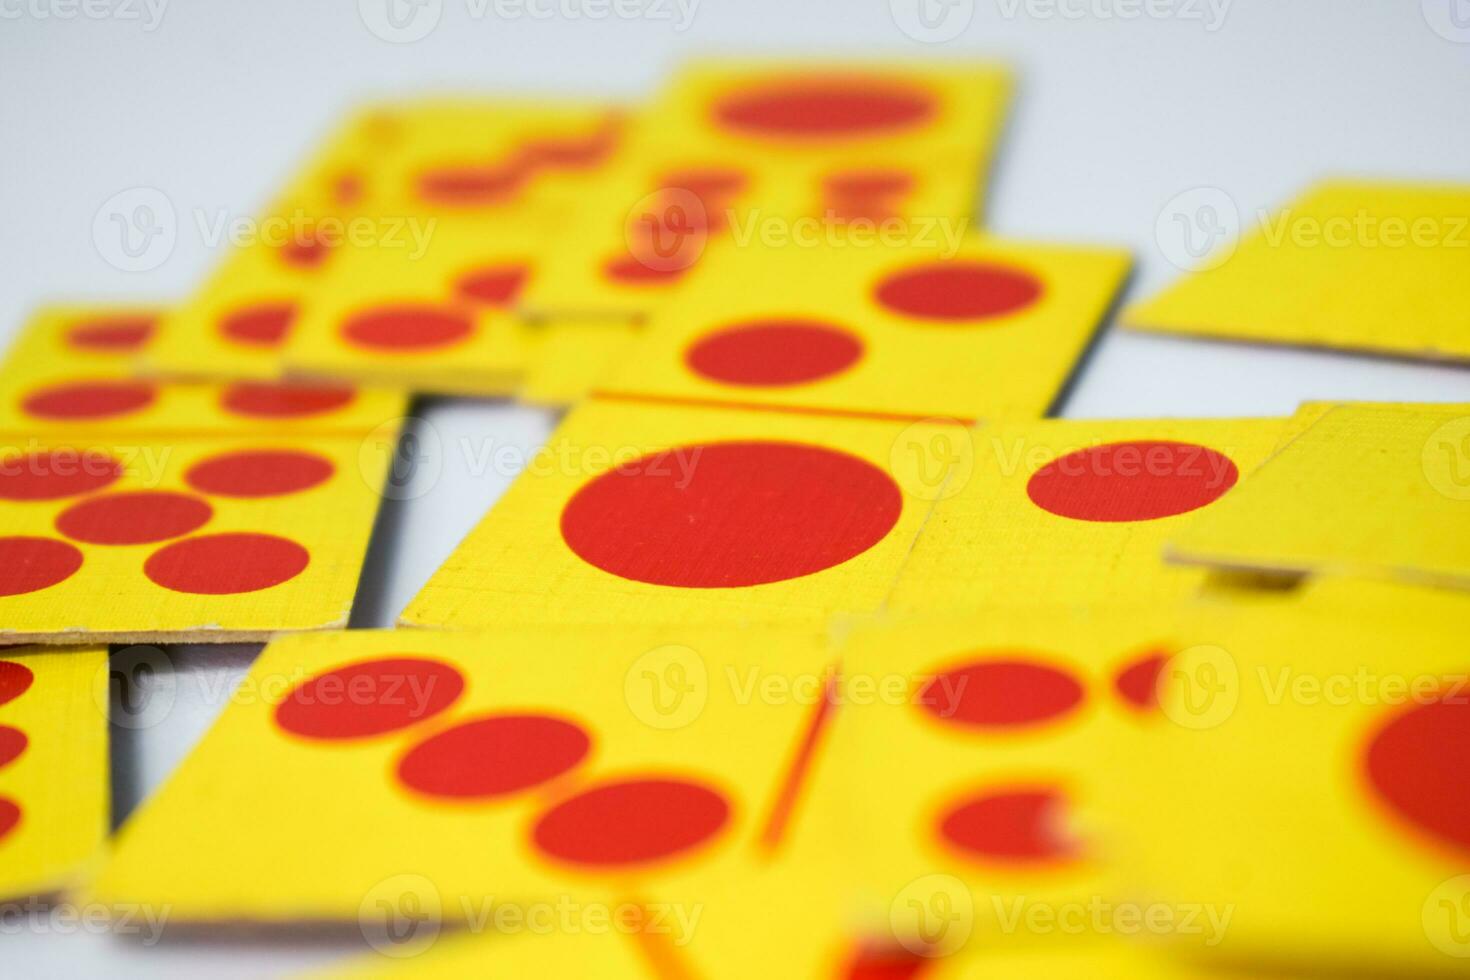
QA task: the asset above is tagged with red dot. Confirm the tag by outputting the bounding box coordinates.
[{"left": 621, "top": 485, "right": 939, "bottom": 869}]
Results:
[
  {"left": 341, "top": 306, "right": 475, "bottom": 352},
  {"left": 0, "top": 451, "right": 122, "bottom": 500},
  {"left": 0, "top": 661, "right": 34, "bottom": 706},
  {"left": 221, "top": 382, "right": 357, "bottom": 419},
  {"left": 278, "top": 230, "right": 332, "bottom": 269},
  {"left": 602, "top": 252, "right": 694, "bottom": 286},
  {"left": 0, "top": 726, "right": 27, "bottom": 769},
  {"left": 1026, "top": 442, "right": 1239, "bottom": 522},
  {"left": 560, "top": 441, "right": 902, "bottom": 588},
  {"left": 532, "top": 777, "right": 731, "bottom": 867},
  {"left": 0, "top": 798, "right": 19, "bottom": 843},
  {"left": 658, "top": 167, "right": 748, "bottom": 199},
  {"left": 417, "top": 164, "right": 527, "bottom": 206},
  {"left": 333, "top": 171, "right": 364, "bottom": 205},
  {"left": 938, "top": 786, "right": 1080, "bottom": 865},
  {"left": 454, "top": 265, "right": 529, "bottom": 308},
  {"left": 65, "top": 315, "right": 156, "bottom": 352},
  {"left": 220, "top": 303, "right": 296, "bottom": 348},
  {"left": 917, "top": 658, "right": 1085, "bottom": 730},
  {"left": 397, "top": 714, "right": 591, "bottom": 800},
  {"left": 824, "top": 169, "right": 916, "bottom": 198},
  {"left": 275, "top": 657, "right": 465, "bottom": 741},
  {"left": 518, "top": 118, "right": 621, "bottom": 170},
  {"left": 684, "top": 320, "right": 864, "bottom": 387},
  {"left": 1364, "top": 694, "right": 1470, "bottom": 855},
  {"left": 1114, "top": 651, "right": 1171, "bottom": 711},
  {"left": 0, "top": 537, "right": 83, "bottom": 596},
  {"left": 56, "top": 491, "right": 212, "bottom": 545},
  {"left": 842, "top": 946, "right": 932, "bottom": 980},
  {"left": 185, "top": 449, "right": 334, "bottom": 498},
  {"left": 875, "top": 263, "right": 1043, "bottom": 321},
  {"left": 144, "top": 532, "right": 308, "bottom": 595},
  {"left": 713, "top": 77, "right": 934, "bottom": 138},
  {"left": 22, "top": 380, "right": 156, "bottom": 420}
]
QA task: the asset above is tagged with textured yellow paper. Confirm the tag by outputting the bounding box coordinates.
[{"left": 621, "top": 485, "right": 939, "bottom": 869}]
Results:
[
  {"left": 1125, "top": 180, "right": 1470, "bottom": 361},
  {"left": 885, "top": 417, "right": 1287, "bottom": 614},
  {"left": 1168, "top": 404, "right": 1470, "bottom": 591},
  {"left": 0, "top": 646, "right": 109, "bottom": 901},
  {"left": 518, "top": 319, "right": 642, "bottom": 408},
  {"left": 0, "top": 435, "right": 390, "bottom": 643},
  {"left": 599, "top": 237, "right": 1130, "bottom": 421}
]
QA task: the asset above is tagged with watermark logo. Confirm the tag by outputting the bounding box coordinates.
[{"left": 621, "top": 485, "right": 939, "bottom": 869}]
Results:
[
  {"left": 97, "top": 645, "right": 177, "bottom": 730},
  {"left": 890, "top": 0, "right": 974, "bottom": 42},
  {"left": 625, "top": 645, "right": 707, "bottom": 729},
  {"left": 1159, "top": 644, "right": 1238, "bottom": 729},
  {"left": 890, "top": 419, "right": 975, "bottom": 501},
  {"left": 1156, "top": 187, "right": 1239, "bottom": 271},
  {"left": 994, "top": 0, "right": 1230, "bottom": 30},
  {"left": 890, "top": 874, "right": 974, "bottom": 957},
  {"left": 92, "top": 187, "right": 176, "bottom": 272},
  {"left": 1422, "top": 416, "right": 1470, "bottom": 501},
  {"left": 1422, "top": 0, "right": 1470, "bottom": 43},
  {"left": 0, "top": 0, "right": 168, "bottom": 30},
  {"left": 360, "top": 416, "right": 443, "bottom": 501},
  {"left": 359, "top": 874, "right": 442, "bottom": 958},
  {"left": 358, "top": 0, "right": 443, "bottom": 42},
  {"left": 1424, "top": 875, "right": 1470, "bottom": 957}
]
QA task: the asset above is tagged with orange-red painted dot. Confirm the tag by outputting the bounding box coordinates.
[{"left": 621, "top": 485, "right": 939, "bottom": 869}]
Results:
[
  {"left": 1027, "top": 442, "right": 1239, "bottom": 522},
  {"left": 842, "top": 945, "right": 932, "bottom": 980},
  {"left": 875, "top": 262, "right": 1043, "bottom": 321},
  {"left": 56, "top": 491, "right": 212, "bottom": 545},
  {"left": 185, "top": 449, "right": 334, "bottom": 498},
  {"left": 824, "top": 169, "right": 916, "bottom": 198},
  {"left": 0, "top": 661, "right": 34, "bottom": 706},
  {"left": 518, "top": 119, "right": 620, "bottom": 170},
  {"left": 274, "top": 657, "right": 465, "bottom": 741},
  {"left": 417, "top": 164, "right": 527, "bottom": 206},
  {"left": 397, "top": 714, "right": 591, "bottom": 800},
  {"left": 0, "top": 797, "right": 19, "bottom": 842},
  {"left": 278, "top": 232, "right": 332, "bottom": 269},
  {"left": 602, "top": 253, "right": 693, "bottom": 286},
  {"left": 0, "top": 537, "right": 83, "bottom": 596},
  {"left": 0, "top": 451, "right": 122, "bottom": 500},
  {"left": 220, "top": 382, "right": 356, "bottom": 419},
  {"left": 714, "top": 78, "right": 934, "bottom": 138},
  {"left": 917, "top": 658, "right": 1084, "bottom": 730},
  {"left": 1364, "top": 693, "right": 1470, "bottom": 854},
  {"left": 684, "top": 320, "right": 864, "bottom": 387},
  {"left": 333, "top": 171, "right": 364, "bottom": 205},
  {"left": 560, "top": 441, "right": 902, "bottom": 588},
  {"left": 454, "top": 264, "right": 529, "bottom": 308},
  {"left": 658, "top": 167, "right": 748, "bottom": 199},
  {"left": 532, "top": 777, "right": 731, "bottom": 867},
  {"left": 65, "top": 315, "right": 156, "bottom": 352},
  {"left": 220, "top": 303, "right": 296, "bottom": 348},
  {"left": 938, "top": 786, "right": 1080, "bottom": 865},
  {"left": 144, "top": 532, "right": 308, "bottom": 595},
  {"left": 0, "top": 726, "right": 27, "bottom": 769},
  {"left": 1114, "top": 650, "right": 1171, "bottom": 711},
  {"left": 22, "top": 380, "right": 156, "bottom": 420},
  {"left": 341, "top": 306, "right": 475, "bottom": 352}
]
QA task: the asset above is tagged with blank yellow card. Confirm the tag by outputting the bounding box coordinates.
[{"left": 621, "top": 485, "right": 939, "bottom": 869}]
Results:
[
  {"left": 1168, "top": 404, "right": 1470, "bottom": 591},
  {"left": 0, "top": 646, "right": 109, "bottom": 902},
  {"left": 1126, "top": 179, "right": 1470, "bottom": 362},
  {"left": 518, "top": 319, "right": 641, "bottom": 408}
]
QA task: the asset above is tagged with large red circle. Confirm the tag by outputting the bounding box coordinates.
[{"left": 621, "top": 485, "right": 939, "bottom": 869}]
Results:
[
  {"left": 0, "top": 662, "right": 34, "bottom": 706},
  {"left": 1364, "top": 694, "right": 1470, "bottom": 855},
  {"left": 185, "top": 449, "right": 334, "bottom": 498},
  {"left": 220, "top": 303, "right": 296, "bottom": 348},
  {"left": 0, "top": 726, "right": 27, "bottom": 769},
  {"left": 341, "top": 306, "right": 475, "bottom": 351},
  {"left": 713, "top": 78, "right": 934, "bottom": 138},
  {"left": 684, "top": 320, "right": 864, "bottom": 387},
  {"left": 0, "top": 798, "right": 19, "bottom": 842},
  {"left": 560, "top": 441, "right": 902, "bottom": 588},
  {"left": 1026, "top": 441, "right": 1239, "bottom": 522},
  {"left": 938, "top": 787, "right": 1079, "bottom": 864},
  {"left": 397, "top": 714, "right": 591, "bottom": 800},
  {"left": 0, "top": 451, "right": 122, "bottom": 500},
  {"left": 275, "top": 657, "right": 465, "bottom": 741},
  {"left": 454, "top": 265, "right": 529, "bottom": 308},
  {"left": 917, "top": 658, "right": 1085, "bottom": 730},
  {"left": 56, "top": 491, "right": 213, "bottom": 545},
  {"left": 22, "top": 381, "right": 156, "bottom": 420},
  {"left": 532, "top": 777, "right": 731, "bottom": 867},
  {"left": 220, "top": 382, "right": 357, "bottom": 419},
  {"left": 65, "top": 315, "right": 156, "bottom": 352},
  {"left": 0, "top": 537, "right": 83, "bottom": 596},
  {"left": 144, "top": 532, "right": 309, "bottom": 594},
  {"left": 874, "top": 263, "right": 1044, "bottom": 321}
]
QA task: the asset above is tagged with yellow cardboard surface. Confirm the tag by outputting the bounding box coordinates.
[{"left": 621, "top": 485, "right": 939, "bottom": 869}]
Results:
[{"left": 518, "top": 319, "right": 641, "bottom": 408}]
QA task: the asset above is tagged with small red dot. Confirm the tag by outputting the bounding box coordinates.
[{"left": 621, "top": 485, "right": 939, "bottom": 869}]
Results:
[
  {"left": 560, "top": 441, "right": 903, "bottom": 588},
  {"left": 1026, "top": 441, "right": 1239, "bottom": 522},
  {"left": 0, "top": 537, "right": 83, "bottom": 596},
  {"left": 0, "top": 726, "right": 27, "bottom": 769},
  {"left": 417, "top": 164, "right": 527, "bottom": 206},
  {"left": 144, "top": 532, "right": 308, "bottom": 595},
  {"left": 0, "top": 451, "right": 123, "bottom": 500},
  {"left": 658, "top": 167, "right": 748, "bottom": 199},
  {"left": 0, "top": 798, "right": 19, "bottom": 842},
  {"left": 713, "top": 78, "right": 935, "bottom": 138},
  {"left": 274, "top": 657, "right": 465, "bottom": 740},
  {"left": 917, "top": 658, "right": 1085, "bottom": 730},
  {"left": 65, "top": 315, "right": 156, "bottom": 352},
  {"left": 0, "top": 662, "right": 34, "bottom": 706},
  {"left": 333, "top": 172, "right": 364, "bottom": 205},
  {"left": 684, "top": 320, "right": 864, "bottom": 387},
  {"left": 341, "top": 306, "right": 475, "bottom": 352},
  {"left": 185, "top": 449, "right": 334, "bottom": 498},
  {"left": 279, "top": 233, "right": 332, "bottom": 269},
  {"left": 602, "top": 253, "right": 693, "bottom": 285},
  {"left": 221, "top": 382, "right": 357, "bottom": 419},
  {"left": 824, "top": 169, "right": 916, "bottom": 198},
  {"left": 56, "top": 491, "right": 212, "bottom": 545},
  {"left": 397, "top": 714, "right": 591, "bottom": 800},
  {"left": 454, "top": 265, "right": 529, "bottom": 308},
  {"left": 874, "top": 263, "right": 1043, "bottom": 321},
  {"left": 532, "top": 777, "right": 731, "bottom": 868},
  {"left": 938, "top": 786, "right": 1080, "bottom": 865},
  {"left": 220, "top": 303, "right": 296, "bottom": 348},
  {"left": 518, "top": 121, "right": 620, "bottom": 170},
  {"left": 1364, "top": 693, "right": 1470, "bottom": 855},
  {"left": 1114, "top": 651, "right": 1171, "bottom": 711},
  {"left": 22, "top": 380, "right": 157, "bottom": 420}
]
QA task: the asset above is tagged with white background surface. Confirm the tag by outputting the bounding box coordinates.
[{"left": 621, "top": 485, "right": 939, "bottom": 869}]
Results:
[{"left": 2, "top": 1, "right": 1469, "bottom": 975}]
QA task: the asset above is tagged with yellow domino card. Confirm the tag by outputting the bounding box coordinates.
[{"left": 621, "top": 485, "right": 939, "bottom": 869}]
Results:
[
  {"left": 598, "top": 237, "right": 1130, "bottom": 421},
  {"left": 93, "top": 626, "right": 838, "bottom": 922},
  {"left": 1168, "top": 404, "right": 1470, "bottom": 592},
  {"left": 518, "top": 319, "right": 642, "bottom": 408},
  {"left": 1125, "top": 179, "right": 1470, "bottom": 362},
  {"left": 1, "top": 306, "right": 405, "bottom": 436},
  {"left": 1129, "top": 598, "right": 1470, "bottom": 972},
  {"left": 400, "top": 396, "right": 964, "bottom": 629},
  {"left": 0, "top": 434, "right": 390, "bottom": 643},
  {"left": 884, "top": 416, "right": 1287, "bottom": 614},
  {"left": 0, "top": 646, "right": 109, "bottom": 902}
]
